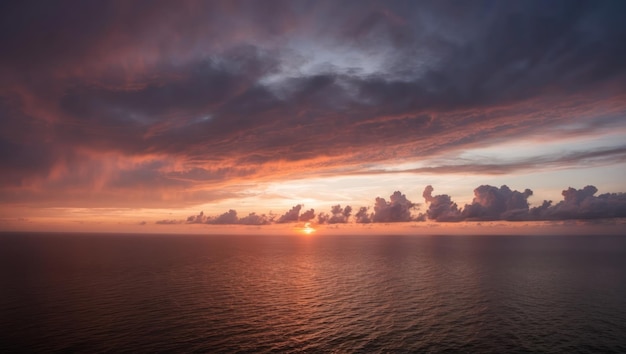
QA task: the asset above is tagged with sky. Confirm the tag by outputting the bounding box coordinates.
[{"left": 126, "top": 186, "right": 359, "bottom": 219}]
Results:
[{"left": 1, "top": 0, "right": 625, "bottom": 235}]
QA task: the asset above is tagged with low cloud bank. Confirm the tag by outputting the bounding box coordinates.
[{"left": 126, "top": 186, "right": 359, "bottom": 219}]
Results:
[
  {"left": 531, "top": 186, "right": 626, "bottom": 220},
  {"left": 423, "top": 185, "right": 626, "bottom": 222},
  {"left": 161, "top": 209, "right": 272, "bottom": 226},
  {"left": 156, "top": 184, "right": 626, "bottom": 226}
]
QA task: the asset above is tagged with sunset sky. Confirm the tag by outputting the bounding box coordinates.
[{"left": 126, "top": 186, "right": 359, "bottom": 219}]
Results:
[{"left": 1, "top": 0, "right": 625, "bottom": 234}]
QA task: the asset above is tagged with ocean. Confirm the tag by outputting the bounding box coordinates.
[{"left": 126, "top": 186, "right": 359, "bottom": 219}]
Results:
[{"left": 1, "top": 232, "right": 625, "bottom": 353}]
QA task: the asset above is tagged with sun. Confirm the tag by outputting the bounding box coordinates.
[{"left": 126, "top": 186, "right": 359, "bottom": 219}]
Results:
[{"left": 300, "top": 222, "right": 316, "bottom": 235}]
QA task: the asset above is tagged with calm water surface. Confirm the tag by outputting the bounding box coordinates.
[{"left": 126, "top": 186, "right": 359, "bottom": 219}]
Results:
[{"left": 1, "top": 233, "right": 625, "bottom": 353}]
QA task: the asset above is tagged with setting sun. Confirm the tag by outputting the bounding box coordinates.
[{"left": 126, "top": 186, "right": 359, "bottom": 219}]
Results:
[{"left": 299, "top": 222, "right": 316, "bottom": 235}]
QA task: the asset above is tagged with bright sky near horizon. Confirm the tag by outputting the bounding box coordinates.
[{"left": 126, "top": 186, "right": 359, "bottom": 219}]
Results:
[{"left": 1, "top": 0, "right": 625, "bottom": 234}]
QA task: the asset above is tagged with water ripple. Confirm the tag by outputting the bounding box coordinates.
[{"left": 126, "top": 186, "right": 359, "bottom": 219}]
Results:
[{"left": 1, "top": 233, "right": 626, "bottom": 353}]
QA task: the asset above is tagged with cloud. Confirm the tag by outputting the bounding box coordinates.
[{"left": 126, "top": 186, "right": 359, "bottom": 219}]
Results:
[
  {"left": 423, "top": 184, "right": 626, "bottom": 222},
  {"left": 318, "top": 204, "right": 352, "bottom": 224},
  {"left": 277, "top": 204, "right": 303, "bottom": 224},
  {"left": 299, "top": 208, "right": 316, "bottom": 222},
  {"left": 186, "top": 211, "right": 207, "bottom": 224},
  {"left": 181, "top": 209, "right": 273, "bottom": 225},
  {"left": 354, "top": 207, "right": 373, "bottom": 224},
  {"left": 462, "top": 185, "right": 534, "bottom": 221},
  {"left": 158, "top": 183, "right": 626, "bottom": 228},
  {"left": 155, "top": 219, "right": 183, "bottom": 225},
  {"left": 238, "top": 212, "right": 272, "bottom": 225},
  {"left": 532, "top": 186, "right": 626, "bottom": 220},
  {"left": 422, "top": 185, "right": 462, "bottom": 222},
  {"left": 347, "top": 146, "right": 626, "bottom": 177},
  {"left": 373, "top": 191, "right": 417, "bottom": 222},
  {"left": 209, "top": 209, "right": 239, "bottom": 225},
  {"left": 2, "top": 1, "right": 626, "bottom": 212}
]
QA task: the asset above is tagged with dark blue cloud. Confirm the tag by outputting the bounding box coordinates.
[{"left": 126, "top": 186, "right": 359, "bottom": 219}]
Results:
[{"left": 1, "top": 0, "right": 626, "bottom": 210}]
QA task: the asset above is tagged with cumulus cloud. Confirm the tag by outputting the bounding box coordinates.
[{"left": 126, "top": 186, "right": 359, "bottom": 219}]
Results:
[
  {"left": 422, "top": 186, "right": 462, "bottom": 222},
  {"left": 160, "top": 184, "right": 625, "bottom": 228},
  {"left": 423, "top": 184, "right": 536, "bottom": 222},
  {"left": 186, "top": 211, "right": 207, "bottom": 224},
  {"left": 318, "top": 204, "right": 353, "bottom": 224},
  {"left": 532, "top": 185, "right": 626, "bottom": 220},
  {"left": 277, "top": 205, "right": 303, "bottom": 223},
  {"left": 354, "top": 207, "right": 373, "bottom": 223},
  {"left": 181, "top": 209, "right": 273, "bottom": 225},
  {"left": 462, "top": 185, "right": 534, "bottom": 221},
  {"left": 422, "top": 184, "right": 535, "bottom": 222},
  {"left": 239, "top": 212, "right": 272, "bottom": 225},
  {"left": 423, "top": 184, "right": 626, "bottom": 222},
  {"left": 299, "top": 208, "right": 316, "bottom": 222},
  {"left": 209, "top": 209, "right": 239, "bottom": 225},
  {"left": 373, "top": 191, "right": 417, "bottom": 222}
]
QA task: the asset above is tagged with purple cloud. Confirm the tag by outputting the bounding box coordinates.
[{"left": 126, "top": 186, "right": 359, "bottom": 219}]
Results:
[
  {"left": 422, "top": 186, "right": 462, "bottom": 222},
  {"left": 373, "top": 191, "right": 417, "bottom": 222},
  {"left": 354, "top": 207, "right": 373, "bottom": 224},
  {"left": 299, "top": 208, "right": 316, "bottom": 222},
  {"left": 161, "top": 183, "right": 626, "bottom": 227},
  {"left": 462, "top": 185, "right": 534, "bottom": 221},
  {"left": 277, "top": 205, "right": 303, "bottom": 224},
  {"left": 423, "top": 184, "right": 626, "bottom": 222},
  {"left": 318, "top": 205, "right": 353, "bottom": 224},
  {"left": 186, "top": 211, "right": 207, "bottom": 224},
  {"left": 532, "top": 186, "right": 626, "bottom": 220}
]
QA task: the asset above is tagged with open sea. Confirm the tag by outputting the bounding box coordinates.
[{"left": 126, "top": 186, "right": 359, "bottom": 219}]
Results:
[{"left": 1, "top": 232, "right": 625, "bottom": 353}]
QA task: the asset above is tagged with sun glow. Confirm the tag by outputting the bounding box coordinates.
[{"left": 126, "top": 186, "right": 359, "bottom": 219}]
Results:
[{"left": 299, "top": 222, "right": 316, "bottom": 235}]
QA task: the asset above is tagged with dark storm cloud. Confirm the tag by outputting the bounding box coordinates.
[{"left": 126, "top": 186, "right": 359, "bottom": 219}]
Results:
[
  {"left": 0, "top": 0, "right": 118, "bottom": 71},
  {"left": 337, "top": 1, "right": 626, "bottom": 116},
  {"left": 0, "top": 0, "right": 298, "bottom": 73},
  {"left": 1, "top": 0, "right": 626, "bottom": 209},
  {"left": 63, "top": 45, "right": 279, "bottom": 117},
  {"left": 54, "top": 46, "right": 282, "bottom": 157}
]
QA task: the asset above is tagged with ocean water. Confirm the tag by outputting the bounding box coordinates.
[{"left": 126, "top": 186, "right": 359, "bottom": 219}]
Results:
[{"left": 1, "top": 233, "right": 625, "bottom": 353}]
